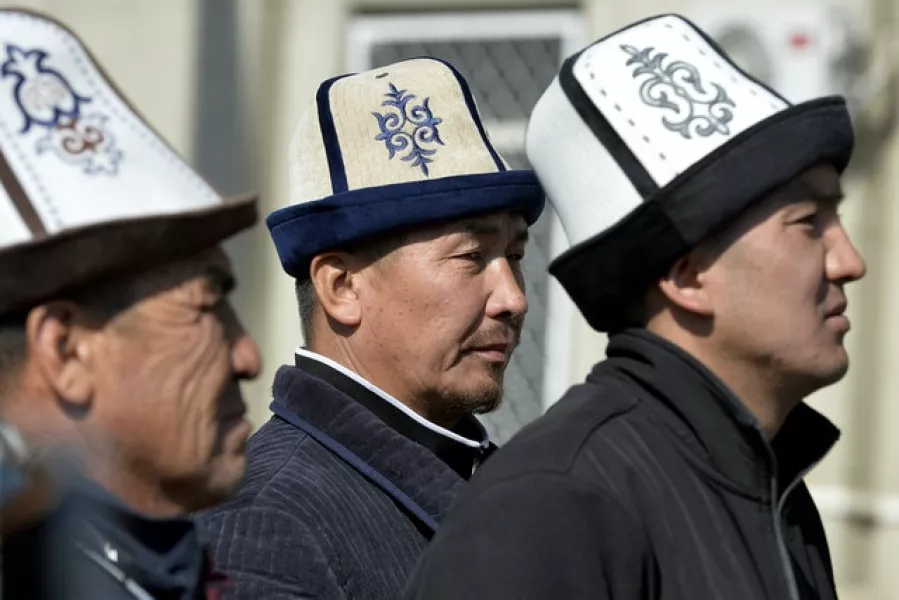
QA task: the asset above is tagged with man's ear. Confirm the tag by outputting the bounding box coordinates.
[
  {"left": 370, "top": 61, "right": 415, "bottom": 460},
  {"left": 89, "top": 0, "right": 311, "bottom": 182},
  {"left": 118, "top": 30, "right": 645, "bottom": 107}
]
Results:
[
  {"left": 25, "top": 302, "right": 96, "bottom": 408},
  {"left": 309, "top": 253, "right": 363, "bottom": 329},
  {"left": 656, "top": 251, "right": 715, "bottom": 319}
]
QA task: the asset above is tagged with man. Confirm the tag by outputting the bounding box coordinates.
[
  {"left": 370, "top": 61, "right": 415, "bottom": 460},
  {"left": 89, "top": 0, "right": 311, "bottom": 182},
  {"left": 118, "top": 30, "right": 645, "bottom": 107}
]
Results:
[
  {"left": 405, "top": 14, "right": 865, "bottom": 600},
  {"left": 0, "top": 9, "right": 261, "bottom": 598},
  {"left": 199, "top": 57, "right": 544, "bottom": 599}
]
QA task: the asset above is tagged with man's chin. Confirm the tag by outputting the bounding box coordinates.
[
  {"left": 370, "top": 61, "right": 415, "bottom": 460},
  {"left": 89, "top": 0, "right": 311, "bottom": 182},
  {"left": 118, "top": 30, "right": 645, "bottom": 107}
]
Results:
[
  {"left": 459, "top": 383, "right": 503, "bottom": 416},
  {"left": 200, "top": 457, "right": 247, "bottom": 508}
]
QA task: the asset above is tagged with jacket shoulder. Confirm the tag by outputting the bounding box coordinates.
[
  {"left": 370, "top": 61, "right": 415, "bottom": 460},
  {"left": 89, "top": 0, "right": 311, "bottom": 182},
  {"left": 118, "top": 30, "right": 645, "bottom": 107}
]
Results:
[{"left": 480, "top": 371, "right": 643, "bottom": 482}]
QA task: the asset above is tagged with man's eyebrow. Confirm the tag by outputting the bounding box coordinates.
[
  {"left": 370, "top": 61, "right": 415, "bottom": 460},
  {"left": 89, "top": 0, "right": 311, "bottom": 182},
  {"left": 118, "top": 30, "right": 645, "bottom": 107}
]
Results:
[
  {"left": 462, "top": 221, "right": 530, "bottom": 243},
  {"left": 793, "top": 179, "right": 845, "bottom": 205},
  {"left": 463, "top": 221, "right": 501, "bottom": 236},
  {"left": 513, "top": 226, "right": 530, "bottom": 244}
]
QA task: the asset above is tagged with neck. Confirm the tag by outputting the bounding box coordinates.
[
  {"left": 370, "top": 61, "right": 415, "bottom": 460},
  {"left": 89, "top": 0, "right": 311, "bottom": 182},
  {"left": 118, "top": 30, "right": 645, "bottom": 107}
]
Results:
[
  {"left": 3, "top": 387, "right": 192, "bottom": 518},
  {"left": 306, "top": 338, "right": 447, "bottom": 425},
  {"left": 86, "top": 459, "right": 191, "bottom": 518},
  {"left": 647, "top": 326, "right": 801, "bottom": 439}
]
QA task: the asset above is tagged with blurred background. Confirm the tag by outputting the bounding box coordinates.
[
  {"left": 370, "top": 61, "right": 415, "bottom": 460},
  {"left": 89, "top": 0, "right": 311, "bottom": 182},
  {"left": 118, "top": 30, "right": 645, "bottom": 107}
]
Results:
[{"left": 5, "top": 0, "right": 897, "bottom": 597}]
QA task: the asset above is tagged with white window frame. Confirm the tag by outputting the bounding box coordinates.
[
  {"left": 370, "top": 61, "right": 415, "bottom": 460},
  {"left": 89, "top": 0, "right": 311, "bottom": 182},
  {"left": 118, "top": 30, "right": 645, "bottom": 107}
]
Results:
[{"left": 347, "top": 10, "right": 589, "bottom": 410}]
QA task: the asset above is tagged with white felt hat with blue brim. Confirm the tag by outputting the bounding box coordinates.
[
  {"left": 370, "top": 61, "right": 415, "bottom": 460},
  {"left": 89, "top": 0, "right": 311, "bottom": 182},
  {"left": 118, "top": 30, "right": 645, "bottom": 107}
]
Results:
[
  {"left": 0, "top": 9, "right": 257, "bottom": 316},
  {"left": 526, "top": 14, "right": 853, "bottom": 332},
  {"left": 267, "top": 57, "right": 545, "bottom": 280}
]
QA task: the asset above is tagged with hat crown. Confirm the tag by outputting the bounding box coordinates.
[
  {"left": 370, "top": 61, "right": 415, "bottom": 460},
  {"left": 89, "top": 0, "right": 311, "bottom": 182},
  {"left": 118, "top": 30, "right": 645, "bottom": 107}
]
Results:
[
  {"left": 288, "top": 57, "right": 509, "bottom": 206},
  {"left": 0, "top": 10, "right": 229, "bottom": 250},
  {"left": 527, "top": 14, "right": 792, "bottom": 250}
]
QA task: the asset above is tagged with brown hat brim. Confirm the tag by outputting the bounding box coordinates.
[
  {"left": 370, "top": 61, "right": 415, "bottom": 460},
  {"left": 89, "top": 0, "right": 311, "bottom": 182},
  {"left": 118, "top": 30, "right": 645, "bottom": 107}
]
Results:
[{"left": 0, "top": 193, "right": 257, "bottom": 315}]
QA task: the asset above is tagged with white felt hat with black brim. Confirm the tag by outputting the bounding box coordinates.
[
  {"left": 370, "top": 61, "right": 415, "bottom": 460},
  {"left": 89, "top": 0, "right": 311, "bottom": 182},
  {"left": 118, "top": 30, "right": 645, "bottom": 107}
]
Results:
[
  {"left": 0, "top": 9, "right": 257, "bottom": 316},
  {"left": 267, "top": 57, "right": 545, "bottom": 280},
  {"left": 526, "top": 14, "right": 853, "bottom": 332}
]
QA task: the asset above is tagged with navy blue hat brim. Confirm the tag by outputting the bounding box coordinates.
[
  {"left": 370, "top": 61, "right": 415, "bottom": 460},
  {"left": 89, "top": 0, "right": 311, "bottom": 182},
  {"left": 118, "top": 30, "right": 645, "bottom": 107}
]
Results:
[{"left": 267, "top": 170, "right": 545, "bottom": 279}]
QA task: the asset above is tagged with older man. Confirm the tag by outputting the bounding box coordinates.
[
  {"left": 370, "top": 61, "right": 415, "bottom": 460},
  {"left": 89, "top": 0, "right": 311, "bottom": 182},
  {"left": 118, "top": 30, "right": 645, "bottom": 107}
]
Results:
[
  {"left": 199, "top": 57, "right": 544, "bottom": 599},
  {"left": 405, "top": 14, "right": 865, "bottom": 600},
  {"left": 0, "top": 10, "right": 260, "bottom": 599}
]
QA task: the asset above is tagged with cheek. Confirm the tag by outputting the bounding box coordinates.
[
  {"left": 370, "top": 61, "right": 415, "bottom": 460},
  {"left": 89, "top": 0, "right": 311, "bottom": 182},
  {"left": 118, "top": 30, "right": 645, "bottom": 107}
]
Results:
[
  {"left": 371, "top": 274, "right": 480, "bottom": 363},
  {"left": 714, "top": 243, "right": 823, "bottom": 330},
  {"left": 117, "top": 319, "right": 230, "bottom": 430}
]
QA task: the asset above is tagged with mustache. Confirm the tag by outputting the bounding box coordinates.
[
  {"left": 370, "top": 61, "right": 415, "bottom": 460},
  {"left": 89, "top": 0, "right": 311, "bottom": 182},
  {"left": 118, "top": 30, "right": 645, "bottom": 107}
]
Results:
[{"left": 463, "top": 319, "right": 524, "bottom": 351}]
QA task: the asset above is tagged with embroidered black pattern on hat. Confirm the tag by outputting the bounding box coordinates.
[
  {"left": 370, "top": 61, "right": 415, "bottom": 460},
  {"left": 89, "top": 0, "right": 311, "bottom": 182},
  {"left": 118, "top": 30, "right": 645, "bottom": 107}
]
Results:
[
  {"left": 372, "top": 82, "right": 444, "bottom": 176},
  {"left": 621, "top": 44, "right": 736, "bottom": 140},
  {"left": 1, "top": 44, "right": 123, "bottom": 175}
]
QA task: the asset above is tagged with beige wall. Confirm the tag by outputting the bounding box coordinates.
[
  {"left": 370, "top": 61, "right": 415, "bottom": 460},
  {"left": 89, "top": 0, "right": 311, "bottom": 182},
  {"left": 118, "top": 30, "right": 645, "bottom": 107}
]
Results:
[
  {"left": 237, "top": 4, "right": 899, "bottom": 597},
  {"left": 8, "top": 1, "right": 898, "bottom": 597}
]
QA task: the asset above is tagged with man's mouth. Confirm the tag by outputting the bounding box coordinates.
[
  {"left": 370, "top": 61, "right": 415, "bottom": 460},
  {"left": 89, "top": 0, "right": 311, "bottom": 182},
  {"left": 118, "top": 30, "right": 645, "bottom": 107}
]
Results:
[{"left": 466, "top": 342, "right": 515, "bottom": 363}]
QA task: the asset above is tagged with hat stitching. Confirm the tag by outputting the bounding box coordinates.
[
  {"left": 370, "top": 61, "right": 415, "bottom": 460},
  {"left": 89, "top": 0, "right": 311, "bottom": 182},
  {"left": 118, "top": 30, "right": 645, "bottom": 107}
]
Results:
[
  {"left": 620, "top": 44, "right": 737, "bottom": 141},
  {"left": 1, "top": 44, "right": 125, "bottom": 176},
  {"left": 0, "top": 12, "right": 220, "bottom": 219},
  {"left": 372, "top": 81, "right": 445, "bottom": 176},
  {"left": 654, "top": 17, "right": 781, "bottom": 111},
  {"left": 58, "top": 30, "right": 214, "bottom": 196},
  {"left": 0, "top": 119, "right": 58, "bottom": 228}
]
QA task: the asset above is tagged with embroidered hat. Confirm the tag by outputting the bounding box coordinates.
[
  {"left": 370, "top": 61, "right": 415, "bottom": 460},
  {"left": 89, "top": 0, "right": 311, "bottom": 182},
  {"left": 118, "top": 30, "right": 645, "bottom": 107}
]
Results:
[
  {"left": 0, "top": 9, "right": 257, "bottom": 315},
  {"left": 267, "top": 58, "right": 545, "bottom": 279},
  {"left": 526, "top": 14, "right": 853, "bottom": 332}
]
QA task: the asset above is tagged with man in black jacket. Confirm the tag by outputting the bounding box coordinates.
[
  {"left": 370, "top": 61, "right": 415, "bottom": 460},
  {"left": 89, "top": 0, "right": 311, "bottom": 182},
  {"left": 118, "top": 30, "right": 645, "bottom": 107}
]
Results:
[
  {"left": 198, "top": 57, "right": 544, "bottom": 599},
  {"left": 404, "top": 14, "right": 865, "bottom": 600},
  {"left": 0, "top": 9, "right": 261, "bottom": 598}
]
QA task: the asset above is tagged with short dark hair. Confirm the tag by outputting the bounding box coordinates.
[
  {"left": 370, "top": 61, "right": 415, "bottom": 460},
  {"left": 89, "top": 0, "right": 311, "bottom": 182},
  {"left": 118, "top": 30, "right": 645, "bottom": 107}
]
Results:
[
  {"left": 0, "top": 276, "right": 138, "bottom": 388},
  {"left": 0, "top": 310, "right": 28, "bottom": 387},
  {"left": 295, "top": 278, "right": 317, "bottom": 347},
  {"left": 295, "top": 230, "right": 413, "bottom": 348}
]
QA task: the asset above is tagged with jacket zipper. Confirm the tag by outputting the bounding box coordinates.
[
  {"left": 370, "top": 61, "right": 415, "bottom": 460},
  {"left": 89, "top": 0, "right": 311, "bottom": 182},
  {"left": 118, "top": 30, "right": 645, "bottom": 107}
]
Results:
[
  {"left": 770, "top": 460, "right": 820, "bottom": 600},
  {"left": 76, "top": 543, "right": 155, "bottom": 600}
]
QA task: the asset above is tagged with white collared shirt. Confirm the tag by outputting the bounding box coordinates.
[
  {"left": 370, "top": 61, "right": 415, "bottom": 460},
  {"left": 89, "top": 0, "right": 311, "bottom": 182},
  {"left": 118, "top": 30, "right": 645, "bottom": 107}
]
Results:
[{"left": 294, "top": 347, "right": 488, "bottom": 449}]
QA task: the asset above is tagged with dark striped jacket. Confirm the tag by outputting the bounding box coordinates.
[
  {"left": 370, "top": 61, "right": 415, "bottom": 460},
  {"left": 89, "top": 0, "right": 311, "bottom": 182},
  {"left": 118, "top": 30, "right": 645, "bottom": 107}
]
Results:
[
  {"left": 197, "top": 361, "right": 482, "bottom": 600},
  {"left": 404, "top": 329, "right": 839, "bottom": 600}
]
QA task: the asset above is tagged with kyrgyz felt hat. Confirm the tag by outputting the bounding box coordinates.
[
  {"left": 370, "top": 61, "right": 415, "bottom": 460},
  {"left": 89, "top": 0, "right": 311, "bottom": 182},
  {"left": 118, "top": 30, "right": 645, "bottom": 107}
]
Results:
[
  {"left": 267, "top": 57, "right": 545, "bottom": 280},
  {"left": 526, "top": 14, "right": 853, "bottom": 332},
  {"left": 0, "top": 9, "right": 257, "bottom": 315}
]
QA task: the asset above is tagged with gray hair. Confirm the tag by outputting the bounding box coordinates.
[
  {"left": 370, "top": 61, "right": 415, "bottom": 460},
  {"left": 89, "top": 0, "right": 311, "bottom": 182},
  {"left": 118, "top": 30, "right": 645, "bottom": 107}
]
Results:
[
  {"left": 295, "top": 230, "right": 411, "bottom": 349},
  {"left": 0, "top": 311, "right": 28, "bottom": 386},
  {"left": 295, "top": 278, "right": 317, "bottom": 347},
  {"left": 0, "top": 277, "right": 138, "bottom": 389}
]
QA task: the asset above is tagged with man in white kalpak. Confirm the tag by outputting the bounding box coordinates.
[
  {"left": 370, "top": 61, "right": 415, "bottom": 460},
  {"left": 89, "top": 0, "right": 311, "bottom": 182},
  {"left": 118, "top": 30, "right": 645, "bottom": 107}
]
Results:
[
  {"left": 405, "top": 14, "right": 864, "bottom": 600},
  {"left": 0, "top": 10, "right": 261, "bottom": 599}
]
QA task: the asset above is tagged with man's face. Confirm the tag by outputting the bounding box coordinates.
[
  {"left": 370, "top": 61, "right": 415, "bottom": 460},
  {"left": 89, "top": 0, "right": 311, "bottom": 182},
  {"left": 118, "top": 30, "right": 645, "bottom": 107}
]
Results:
[
  {"left": 89, "top": 248, "right": 260, "bottom": 513},
  {"left": 699, "top": 164, "right": 866, "bottom": 394},
  {"left": 356, "top": 212, "right": 529, "bottom": 425}
]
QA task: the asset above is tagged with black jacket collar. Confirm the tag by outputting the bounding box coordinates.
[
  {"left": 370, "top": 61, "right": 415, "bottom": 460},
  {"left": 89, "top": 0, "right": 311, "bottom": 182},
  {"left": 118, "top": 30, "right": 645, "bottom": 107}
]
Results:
[
  {"left": 272, "top": 360, "right": 484, "bottom": 527},
  {"left": 72, "top": 481, "right": 211, "bottom": 599},
  {"left": 3, "top": 478, "right": 213, "bottom": 599},
  {"left": 599, "top": 329, "right": 840, "bottom": 498},
  {"left": 293, "top": 353, "right": 493, "bottom": 479}
]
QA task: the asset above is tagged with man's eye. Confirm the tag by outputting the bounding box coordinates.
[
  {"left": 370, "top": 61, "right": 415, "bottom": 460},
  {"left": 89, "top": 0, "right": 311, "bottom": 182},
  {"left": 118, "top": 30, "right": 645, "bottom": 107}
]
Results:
[
  {"left": 796, "top": 213, "right": 818, "bottom": 226},
  {"left": 461, "top": 252, "right": 483, "bottom": 262}
]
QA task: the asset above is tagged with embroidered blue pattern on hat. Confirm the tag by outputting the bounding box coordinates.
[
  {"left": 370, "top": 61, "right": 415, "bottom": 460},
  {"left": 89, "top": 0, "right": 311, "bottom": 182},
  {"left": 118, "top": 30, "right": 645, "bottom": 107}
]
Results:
[
  {"left": 1, "top": 44, "right": 123, "bottom": 175},
  {"left": 621, "top": 44, "right": 736, "bottom": 139},
  {"left": 372, "top": 82, "right": 444, "bottom": 176}
]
